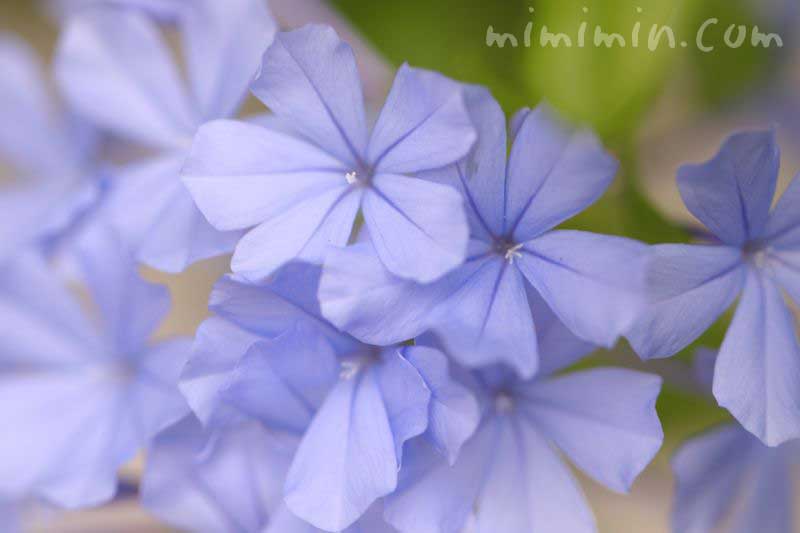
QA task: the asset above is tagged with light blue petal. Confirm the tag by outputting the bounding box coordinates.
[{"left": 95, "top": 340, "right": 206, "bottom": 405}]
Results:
[
  {"left": 232, "top": 186, "right": 361, "bottom": 282},
  {"left": 284, "top": 369, "right": 397, "bottom": 531},
  {"left": 180, "top": 318, "right": 262, "bottom": 428},
  {"left": 376, "top": 349, "right": 432, "bottom": 464},
  {"left": 527, "top": 286, "right": 596, "bottom": 376},
  {"left": 363, "top": 173, "right": 469, "bottom": 283},
  {"left": 427, "top": 256, "right": 539, "bottom": 377},
  {"left": 384, "top": 433, "right": 491, "bottom": 533},
  {"left": 210, "top": 264, "right": 359, "bottom": 355},
  {"left": 319, "top": 241, "right": 444, "bottom": 345},
  {"left": 142, "top": 417, "right": 295, "bottom": 532},
  {"left": 55, "top": 6, "right": 198, "bottom": 149},
  {"left": 179, "top": 0, "right": 276, "bottom": 120},
  {"left": 505, "top": 105, "right": 618, "bottom": 241},
  {"left": 519, "top": 368, "right": 663, "bottom": 492},
  {"left": 713, "top": 269, "right": 800, "bottom": 446},
  {"left": 677, "top": 129, "right": 779, "bottom": 245},
  {"left": 626, "top": 244, "right": 746, "bottom": 359},
  {"left": 0, "top": 250, "right": 98, "bottom": 367},
  {"left": 768, "top": 249, "right": 800, "bottom": 306},
  {"left": 0, "top": 35, "right": 80, "bottom": 176},
  {"left": 672, "top": 423, "right": 792, "bottom": 533},
  {"left": 472, "top": 417, "right": 596, "bottom": 533},
  {"left": 367, "top": 65, "right": 476, "bottom": 175},
  {"left": 103, "top": 153, "right": 240, "bottom": 272},
  {"left": 421, "top": 85, "right": 508, "bottom": 239},
  {"left": 74, "top": 225, "right": 170, "bottom": 351},
  {"left": 764, "top": 173, "right": 800, "bottom": 249},
  {"left": 222, "top": 324, "right": 339, "bottom": 433},
  {"left": 182, "top": 120, "right": 348, "bottom": 231},
  {"left": 403, "top": 346, "right": 480, "bottom": 465},
  {"left": 518, "top": 230, "right": 648, "bottom": 348},
  {"left": 251, "top": 25, "right": 368, "bottom": 168}
]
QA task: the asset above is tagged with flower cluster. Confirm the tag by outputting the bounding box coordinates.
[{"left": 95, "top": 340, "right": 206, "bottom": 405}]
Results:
[{"left": 1, "top": 1, "right": 799, "bottom": 532}]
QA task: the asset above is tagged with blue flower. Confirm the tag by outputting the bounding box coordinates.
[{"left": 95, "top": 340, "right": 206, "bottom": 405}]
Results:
[
  {"left": 319, "top": 86, "right": 646, "bottom": 377},
  {"left": 0, "top": 35, "right": 103, "bottom": 262},
  {"left": 383, "top": 326, "right": 663, "bottom": 533},
  {"left": 181, "top": 24, "right": 476, "bottom": 284},
  {"left": 181, "top": 264, "right": 480, "bottom": 531},
  {"left": 0, "top": 227, "right": 190, "bottom": 508},
  {"left": 672, "top": 350, "right": 799, "bottom": 533},
  {"left": 627, "top": 129, "right": 800, "bottom": 446},
  {"left": 54, "top": 0, "right": 276, "bottom": 272}
]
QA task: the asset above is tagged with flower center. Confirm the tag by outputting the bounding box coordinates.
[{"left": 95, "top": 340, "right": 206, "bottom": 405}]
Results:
[
  {"left": 345, "top": 171, "right": 359, "bottom": 185},
  {"left": 338, "top": 347, "right": 382, "bottom": 380},
  {"left": 494, "top": 392, "right": 515, "bottom": 413},
  {"left": 494, "top": 239, "right": 523, "bottom": 264},
  {"left": 743, "top": 241, "right": 769, "bottom": 269}
]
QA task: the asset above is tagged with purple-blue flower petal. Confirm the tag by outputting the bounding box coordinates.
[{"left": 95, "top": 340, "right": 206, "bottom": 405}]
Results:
[
  {"left": 363, "top": 174, "right": 469, "bottom": 283},
  {"left": 251, "top": 25, "right": 368, "bottom": 168},
  {"left": 420, "top": 85, "right": 508, "bottom": 243},
  {"left": 179, "top": 0, "right": 276, "bottom": 121},
  {"left": 283, "top": 369, "right": 399, "bottom": 531},
  {"left": 182, "top": 120, "right": 349, "bottom": 231},
  {"left": 672, "top": 423, "right": 795, "bottom": 533},
  {"left": 55, "top": 6, "right": 198, "bottom": 149},
  {"left": 141, "top": 417, "right": 294, "bottom": 532},
  {"left": 517, "top": 230, "right": 647, "bottom": 348},
  {"left": 505, "top": 105, "right": 618, "bottom": 241},
  {"left": 222, "top": 325, "right": 339, "bottom": 434},
  {"left": 626, "top": 244, "right": 746, "bottom": 359},
  {"left": 231, "top": 186, "right": 361, "bottom": 282},
  {"left": 518, "top": 368, "right": 663, "bottom": 492},
  {"left": 367, "top": 65, "right": 476, "bottom": 175},
  {"left": 403, "top": 346, "right": 480, "bottom": 465},
  {"left": 713, "top": 269, "right": 800, "bottom": 446},
  {"left": 764, "top": 173, "right": 800, "bottom": 249},
  {"left": 677, "top": 129, "right": 779, "bottom": 246}
]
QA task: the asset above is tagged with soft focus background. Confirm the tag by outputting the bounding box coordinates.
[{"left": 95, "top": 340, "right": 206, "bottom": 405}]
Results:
[{"left": 1, "top": 0, "right": 798, "bottom": 531}]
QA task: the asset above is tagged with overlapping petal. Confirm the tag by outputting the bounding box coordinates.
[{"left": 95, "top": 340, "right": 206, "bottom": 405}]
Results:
[
  {"left": 626, "top": 244, "right": 746, "bottom": 359},
  {"left": 420, "top": 85, "right": 507, "bottom": 239}
]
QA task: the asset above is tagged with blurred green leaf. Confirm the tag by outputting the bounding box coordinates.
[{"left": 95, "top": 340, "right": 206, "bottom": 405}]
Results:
[
  {"left": 331, "top": 0, "right": 534, "bottom": 110},
  {"left": 523, "top": 0, "right": 700, "bottom": 140},
  {"left": 687, "top": 0, "right": 780, "bottom": 106}
]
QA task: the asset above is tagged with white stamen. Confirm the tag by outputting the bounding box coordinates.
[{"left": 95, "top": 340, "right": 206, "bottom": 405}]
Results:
[
  {"left": 339, "top": 360, "right": 361, "bottom": 380},
  {"left": 504, "top": 243, "right": 523, "bottom": 263},
  {"left": 345, "top": 171, "right": 358, "bottom": 185}
]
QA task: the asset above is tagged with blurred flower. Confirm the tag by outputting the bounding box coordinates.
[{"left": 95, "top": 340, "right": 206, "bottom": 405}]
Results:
[
  {"left": 0, "top": 35, "right": 104, "bottom": 264},
  {"left": 182, "top": 24, "right": 476, "bottom": 284},
  {"left": 0, "top": 226, "right": 190, "bottom": 508},
  {"left": 319, "top": 87, "right": 644, "bottom": 377},
  {"left": 672, "top": 349, "right": 800, "bottom": 533},
  {"left": 628, "top": 129, "right": 800, "bottom": 446},
  {"left": 54, "top": 0, "right": 275, "bottom": 272},
  {"left": 180, "top": 264, "right": 479, "bottom": 531},
  {"left": 142, "top": 416, "right": 399, "bottom": 533}
]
